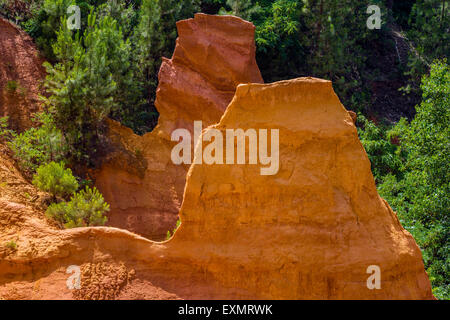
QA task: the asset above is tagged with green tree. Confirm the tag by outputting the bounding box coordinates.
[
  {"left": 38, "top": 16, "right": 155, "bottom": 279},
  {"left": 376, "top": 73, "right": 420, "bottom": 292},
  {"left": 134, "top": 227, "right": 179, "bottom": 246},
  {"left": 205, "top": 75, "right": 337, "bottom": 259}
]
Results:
[
  {"left": 46, "top": 186, "right": 109, "bottom": 228},
  {"left": 356, "top": 114, "right": 405, "bottom": 183},
  {"left": 23, "top": 0, "right": 112, "bottom": 60},
  {"left": 24, "top": 0, "right": 74, "bottom": 61},
  {"left": 7, "top": 112, "right": 66, "bottom": 175},
  {"left": 406, "top": 0, "right": 449, "bottom": 88},
  {"left": 378, "top": 60, "right": 449, "bottom": 299},
  {"left": 218, "top": 0, "right": 262, "bottom": 21},
  {"left": 43, "top": 10, "right": 129, "bottom": 164},
  {"left": 254, "top": 0, "right": 303, "bottom": 81},
  {"left": 32, "top": 161, "right": 79, "bottom": 199},
  {"left": 96, "top": 0, "right": 140, "bottom": 39}
]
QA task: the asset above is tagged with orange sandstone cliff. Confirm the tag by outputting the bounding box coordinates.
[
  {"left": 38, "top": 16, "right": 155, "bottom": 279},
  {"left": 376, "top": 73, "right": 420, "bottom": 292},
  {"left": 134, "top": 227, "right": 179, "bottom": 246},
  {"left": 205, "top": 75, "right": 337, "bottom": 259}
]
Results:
[
  {"left": 93, "top": 13, "right": 263, "bottom": 240},
  {"left": 0, "top": 77, "right": 433, "bottom": 299},
  {"left": 171, "top": 78, "right": 433, "bottom": 299}
]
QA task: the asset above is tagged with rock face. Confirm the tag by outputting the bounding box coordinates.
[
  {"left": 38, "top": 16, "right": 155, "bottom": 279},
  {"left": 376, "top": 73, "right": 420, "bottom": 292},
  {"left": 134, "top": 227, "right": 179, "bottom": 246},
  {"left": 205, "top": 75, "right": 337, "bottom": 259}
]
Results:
[
  {"left": 155, "top": 13, "right": 263, "bottom": 138},
  {"left": 0, "top": 142, "right": 182, "bottom": 300},
  {"left": 0, "top": 17, "right": 45, "bottom": 131},
  {"left": 92, "top": 120, "right": 187, "bottom": 241},
  {"left": 94, "top": 13, "right": 263, "bottom": 240},
  {"left": 0, "top": 78, "right": 434, "bottom": 300},
  {"left": 171, "top": 78, "right": 433, "bottom": 299}
]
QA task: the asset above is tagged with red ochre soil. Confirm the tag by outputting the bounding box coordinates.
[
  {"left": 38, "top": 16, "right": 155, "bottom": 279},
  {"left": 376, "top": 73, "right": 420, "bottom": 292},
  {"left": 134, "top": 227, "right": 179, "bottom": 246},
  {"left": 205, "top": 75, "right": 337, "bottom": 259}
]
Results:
[
  {"left": 0, "top": 14, "right": 434, "bottom": 299},
  {"left": 0, "top": 17, "right": 45, "bottom": 132}
]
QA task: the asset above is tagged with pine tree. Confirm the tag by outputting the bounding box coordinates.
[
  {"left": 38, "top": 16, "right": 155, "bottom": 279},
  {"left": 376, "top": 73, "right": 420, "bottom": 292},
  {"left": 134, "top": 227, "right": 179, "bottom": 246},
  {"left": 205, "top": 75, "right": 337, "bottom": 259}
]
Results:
[
  {"left": 405, "top": 0, "right": 449, "bottom": 90},
  {"left": 219, "top": 0, "right": 261, "bottom": 21},
  {"left": 44, "top": 10, "right": 131, "bottom": 164},
  {"left": 33, "top": 161, "right": 79, "bottom": 199}
]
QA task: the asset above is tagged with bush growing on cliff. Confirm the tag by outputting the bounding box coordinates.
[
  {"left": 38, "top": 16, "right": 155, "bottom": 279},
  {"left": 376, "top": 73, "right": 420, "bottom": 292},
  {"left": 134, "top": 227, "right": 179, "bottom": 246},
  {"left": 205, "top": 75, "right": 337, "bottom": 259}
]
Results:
[
  {"left": 31, "top": 161, "right": 109, "bottom": 229},
  {"left": 0, "top": 116, "right": 15, "bottom": 140},
  {"left": 32, "top": 161, "right": 79, "bottom": 199},
  {"left": 0, "top": 112, "right": 67, "bottom": 176},
  {"left": 46, "top": 186, "right": 109, "bottom": 228},
  {"left": 7, "top": 112, "right": 66, "bottom": 175},
  {"left": 356, "top": 114, "right": 405, "bottom": 183},
  {"left": 4, "top": 239, "right": 17, "bottom": 251}
]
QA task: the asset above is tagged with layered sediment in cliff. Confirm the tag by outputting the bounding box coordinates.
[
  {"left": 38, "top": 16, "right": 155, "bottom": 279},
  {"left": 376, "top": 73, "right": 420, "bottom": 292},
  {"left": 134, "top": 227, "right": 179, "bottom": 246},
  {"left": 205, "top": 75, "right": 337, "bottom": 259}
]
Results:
[{"left": 94, "top": 13, "right": 263, "bottom": 240}]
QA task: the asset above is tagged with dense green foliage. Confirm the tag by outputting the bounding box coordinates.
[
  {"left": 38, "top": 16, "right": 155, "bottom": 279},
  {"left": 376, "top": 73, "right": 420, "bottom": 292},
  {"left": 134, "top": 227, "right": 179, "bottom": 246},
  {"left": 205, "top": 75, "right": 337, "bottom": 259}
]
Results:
[
  {"left": 0, "top": 116, "right": 15, "bottom": 140},
  {"left": 129, "top": 0, "right": 198, "bottom": 132},
  {"left": 32, "top": 161, "right": 79, "bottom": 198},
  {"left": 209, "top": 0, "right": 448, "bottom": 118},
  {"left": 208, "top": 0, "right": 388, "bottom": 114},
  {"left": 3, "top": 113, "right": 66, "bottom": 175},
  {"left": 24, "top": 0, "right": 74, "bottom": 61},
  {"left": 404, "top": 0, "right": 449, "bottom": 91},
  {"left": 357, "top": 114, "right": 405, "bottom": 182},
  {"left": 359, "top": 60, "right": 449, "bottom": 299},
  {"left": 46, "top": 186, "right": 109, "bottom": 228},
  {"left": 1, "top": 114, "right": 109, "bottom": 230},
  {"left": 2, "top": 1, "right": 448, "bottom": 120}
]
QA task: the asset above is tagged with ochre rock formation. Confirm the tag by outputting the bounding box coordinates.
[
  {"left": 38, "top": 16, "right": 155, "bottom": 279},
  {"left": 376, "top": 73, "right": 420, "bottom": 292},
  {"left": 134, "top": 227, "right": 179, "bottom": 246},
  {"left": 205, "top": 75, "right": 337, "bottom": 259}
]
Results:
[
  {"left": 93, "top": 13, "right": 263, "bottom": 240},
  {"left": 0, "top": 78, "right": 434, "bottom": 299},
  {"left": 155, "top": 13, "right": 263, "bottom": 138},
  {"left": 170, "top": 78, "right": 433, "bottom": 299},
  {"left": 0, "top": 17, "right": 45, "bottom": 131},
  {"left": 0, "top": 13, "right": 433, "bottom": 300}
]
